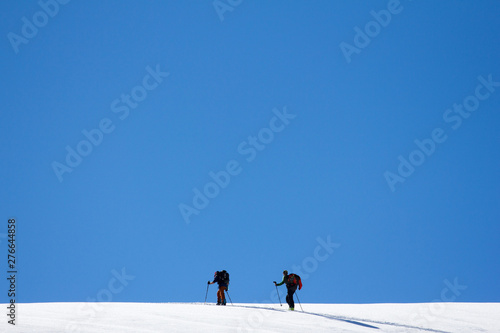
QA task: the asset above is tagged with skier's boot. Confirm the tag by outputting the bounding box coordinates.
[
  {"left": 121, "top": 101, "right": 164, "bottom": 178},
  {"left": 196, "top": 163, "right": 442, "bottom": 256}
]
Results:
[
  {"left": 222, "top": 299, "right": 226, "bottom": 306},
  {"left": 289, "top": 307, "right": 294, "bottom": 311},
  {"left": 216, "top": 298, "right": 221, "bottom": 305}
]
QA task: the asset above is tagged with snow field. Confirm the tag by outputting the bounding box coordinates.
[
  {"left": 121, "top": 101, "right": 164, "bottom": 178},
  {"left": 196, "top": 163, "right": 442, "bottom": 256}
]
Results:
[{"left": 1, "top": 302, "right": 499, "bottom": 333}]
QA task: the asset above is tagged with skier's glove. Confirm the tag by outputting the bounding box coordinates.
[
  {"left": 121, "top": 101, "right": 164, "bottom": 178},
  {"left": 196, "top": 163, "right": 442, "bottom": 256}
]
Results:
[
  {"left": 207, "top": 281, "right": 210, "bottom": 284},
  {"left": 273, "top": 281, "right": 276, "bottom": 285}
]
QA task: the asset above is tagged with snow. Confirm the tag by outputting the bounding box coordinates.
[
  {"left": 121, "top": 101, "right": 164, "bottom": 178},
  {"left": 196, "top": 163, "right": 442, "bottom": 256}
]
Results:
[{"left": 2, "top": 302, "right": 499, "bottom": 332}]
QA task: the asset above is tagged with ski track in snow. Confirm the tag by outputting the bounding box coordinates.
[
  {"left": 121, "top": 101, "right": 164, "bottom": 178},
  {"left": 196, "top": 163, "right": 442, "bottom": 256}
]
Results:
[
  {"left": 228, "top": 304, "right": 451, "bottom": 332},
  {"left": 303, "top": 312, "right": 450, "bottom": 333}
]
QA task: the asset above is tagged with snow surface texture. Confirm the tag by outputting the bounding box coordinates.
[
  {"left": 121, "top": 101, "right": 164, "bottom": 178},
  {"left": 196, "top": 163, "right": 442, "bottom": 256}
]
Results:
[{"left": 2, "top": 302, "right": 499, "bottom": 332}]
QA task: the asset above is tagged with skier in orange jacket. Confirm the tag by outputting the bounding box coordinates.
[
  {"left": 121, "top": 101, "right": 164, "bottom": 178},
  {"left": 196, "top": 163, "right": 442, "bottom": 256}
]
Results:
[{"left": 208, "top": 270, "right": 229, "bottom": 305}]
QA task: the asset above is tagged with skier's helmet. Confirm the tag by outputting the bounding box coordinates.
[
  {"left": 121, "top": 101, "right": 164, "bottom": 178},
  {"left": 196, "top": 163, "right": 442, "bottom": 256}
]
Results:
[{"left": 283, "top": 270, "right": 288, "bottom": 275}]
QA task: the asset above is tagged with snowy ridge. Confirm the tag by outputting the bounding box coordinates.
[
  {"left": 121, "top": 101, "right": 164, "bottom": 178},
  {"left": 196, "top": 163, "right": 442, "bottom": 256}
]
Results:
[{"left": 2, "top": 302, "right": 499, "bottom": 332}]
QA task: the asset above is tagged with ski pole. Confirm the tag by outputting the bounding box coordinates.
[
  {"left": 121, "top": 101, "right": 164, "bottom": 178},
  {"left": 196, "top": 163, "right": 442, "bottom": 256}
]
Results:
[
  {"left": 204, "top": 283, "right": 210, "bottom": 304},
  {"left": 295, "top": 292, "right": 303, "bottom": 312},
  {"left": 274, "top": 283, "right": 282, "bottom": 306},
  {"left": 225, "top": 290, "right": 233, "bottom": 305}
]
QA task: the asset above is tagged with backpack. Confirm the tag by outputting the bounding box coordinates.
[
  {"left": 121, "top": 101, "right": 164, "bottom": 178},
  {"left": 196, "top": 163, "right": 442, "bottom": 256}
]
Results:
[
  {"left": 218, "top": 270, "right": 230, "bottom": 285},
  {"left": 287, "top": 274, "right": 300, "bottom": 287}
]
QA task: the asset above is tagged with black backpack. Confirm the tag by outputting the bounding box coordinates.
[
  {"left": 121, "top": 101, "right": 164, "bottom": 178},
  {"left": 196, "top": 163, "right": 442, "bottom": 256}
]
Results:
[
  {"left": 287, "top": 273, "right": 300, "bottom": 287},
  {"left": 218, "top": 270, "right": 229, "bottom": 284}
]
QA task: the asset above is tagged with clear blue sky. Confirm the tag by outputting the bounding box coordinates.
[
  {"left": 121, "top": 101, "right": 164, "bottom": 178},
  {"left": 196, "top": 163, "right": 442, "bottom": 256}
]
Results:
[{"left": 1, "top": 0, "right": 499, "bottom": 304}]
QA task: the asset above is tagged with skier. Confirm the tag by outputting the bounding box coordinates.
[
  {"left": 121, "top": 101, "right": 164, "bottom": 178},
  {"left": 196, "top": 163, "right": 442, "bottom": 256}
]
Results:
[
  {"left": 208, "top": 270, "right": 230, "bottom": 305},
  {"left": 274, "top": 270, "right": 302, "bottom": 310}
]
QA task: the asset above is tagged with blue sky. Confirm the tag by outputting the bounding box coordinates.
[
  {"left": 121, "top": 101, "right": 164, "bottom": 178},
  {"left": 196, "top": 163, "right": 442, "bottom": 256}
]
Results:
[{"left": 1, "top": 0, "right": 499, "bottom": 305}]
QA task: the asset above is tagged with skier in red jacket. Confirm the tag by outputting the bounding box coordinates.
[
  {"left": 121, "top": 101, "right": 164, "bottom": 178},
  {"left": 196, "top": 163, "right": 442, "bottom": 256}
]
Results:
[{"left": 274, "top": 270, "right": 302, "bottom": 310}]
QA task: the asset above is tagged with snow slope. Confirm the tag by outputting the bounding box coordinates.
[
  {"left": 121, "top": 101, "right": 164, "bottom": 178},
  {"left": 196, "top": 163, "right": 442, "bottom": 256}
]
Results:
[{"left": 2, "top": 302, "right": 499, "bottom": 332}]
